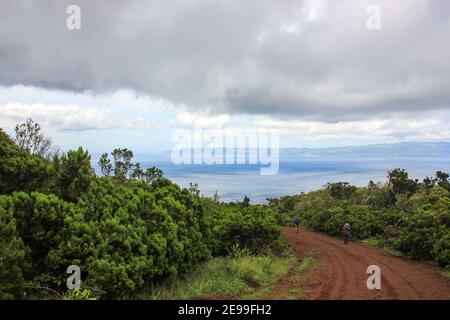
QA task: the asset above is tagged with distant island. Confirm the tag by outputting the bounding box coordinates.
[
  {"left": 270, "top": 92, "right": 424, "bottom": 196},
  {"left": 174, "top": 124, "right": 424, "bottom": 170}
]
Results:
[
  {"left": 147, "top": 142, "right": 450, "bottom": 162},
  {"left": 280, "top": 142, "right": 450, "bottom": 158}
]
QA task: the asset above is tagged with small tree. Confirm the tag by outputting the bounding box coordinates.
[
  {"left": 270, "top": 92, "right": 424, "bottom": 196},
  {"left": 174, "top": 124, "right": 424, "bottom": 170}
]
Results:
[
  {"left": 131, "top": 163, "right": 145, "bottom": 180},
  {"left": 363, "top": 180, "right": 377, "bottom": 205},
  {"left": 14, "top": 118, "right": 58, "bottom": 159},
  {"left": 241, "top": 195, "right": 251, "bottom": 208},
  {"left": 144, "top": 167, "right": 164, "bottom": 184},
  {"left": 423, "top": 176, "right": 435, "bottom": 191},
  {"left": 188, "top": 182, "right": 200, "bottom": 197},
  {"left": 387, "top": 168, "right": 418, "bottom": 201},
  {"left": 111, "top": 148, "right": 134, "bottom": 180},
  {"left": 326, "top": 182, "right": 356, "bottom": 200},
  {"left": 435, "top": 171, "right": 450, "bottom": 192},
  {"left": 56, "top": 147, "right": 94, "bottom": 201},
  {"left": 98, "top": 153, "right": 112, "bottom": 177}
]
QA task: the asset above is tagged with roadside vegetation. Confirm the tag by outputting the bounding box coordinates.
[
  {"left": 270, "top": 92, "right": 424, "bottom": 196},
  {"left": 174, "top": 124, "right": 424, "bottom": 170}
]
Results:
[
  {"left": 269, "top": 169, "right": 450, "bottom": 271},
  {"left": 142, "top": 250, "right": 295, "bottom": 300},
  {"left": 242, "top": 250, "right": 319, "bottom": 300},
  {"left": 141, "top": 248, "right": 318, "bottom": 301}
]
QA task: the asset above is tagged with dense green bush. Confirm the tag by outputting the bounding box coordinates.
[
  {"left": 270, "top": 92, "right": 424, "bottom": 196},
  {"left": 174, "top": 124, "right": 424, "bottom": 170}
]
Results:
[
  {"left": 0, "top": 196, "right": 30, "bottom": 299},
  {"left": 394, "top": 213, "right": 438, "bottom": 261},
  {"left": 394, "top": 188, "right": 450, "bottom": 266},
  {"left": 300, "top": 204, "right": 399, "bottom": 240},
  {"left": 5, "top": 178, "right": 212, "bottom": 298},
  {"left": 7, "top": 192, "right": 69, "bottom": 283},
  {"left": 52, "top": 147, "right": 94, "bottom": 202},
  {"left": 202, "top": 199, "right": 282, "bottom": 256},
  {"left": 0, "top": 129, "right": 52, "bottom": 194},
  {"left": 433, "top": 230, "right": 450, "bottom": 268}
]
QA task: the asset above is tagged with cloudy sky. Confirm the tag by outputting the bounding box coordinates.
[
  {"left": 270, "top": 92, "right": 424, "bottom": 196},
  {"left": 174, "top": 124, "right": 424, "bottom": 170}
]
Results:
[{"left": 1, "top": 0, "right": 450, "bottom": 153}]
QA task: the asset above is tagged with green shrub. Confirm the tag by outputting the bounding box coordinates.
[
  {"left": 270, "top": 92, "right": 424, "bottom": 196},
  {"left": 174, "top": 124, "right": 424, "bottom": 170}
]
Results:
[
  {"left": 43, "top": 178, "right": 212, "bottom": 298},
  {"left": 394, "top": 213, "right": 437, "bottom": 261},
  {"left": 0, "top": 129, "right": 52, "bottom": 194},
  {"left": 64, "top": 289, "right": 98, "bottom": 300},
  {"left": 394, "top": 207, "right": 450, "bottom": 268},
  {"left": 433, "top": 229, "right": 450, "bottom": 268},
  {"left": 205, "top": 203, "right": 282, "bottom": 256},
  {"left": 0, "top": 196, "right": 30, "bottom": 299}
]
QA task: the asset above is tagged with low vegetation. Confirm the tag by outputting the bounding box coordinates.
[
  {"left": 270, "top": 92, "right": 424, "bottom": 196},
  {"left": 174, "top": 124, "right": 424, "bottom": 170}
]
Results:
[
  {"left": 0, "top": 120, "right": 284, "bottom": 299},
  {"left": 143, "top": 252, "right": 295, "bottom": 300}
]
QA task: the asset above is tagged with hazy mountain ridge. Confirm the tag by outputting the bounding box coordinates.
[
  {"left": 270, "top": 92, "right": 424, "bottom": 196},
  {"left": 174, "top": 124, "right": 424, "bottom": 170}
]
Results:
[
  {"left": 156, "top": 142, "right": 450, "bottom": 160},
  {"left": 281, "top": 142, "right": 450, "bottom": 158}
]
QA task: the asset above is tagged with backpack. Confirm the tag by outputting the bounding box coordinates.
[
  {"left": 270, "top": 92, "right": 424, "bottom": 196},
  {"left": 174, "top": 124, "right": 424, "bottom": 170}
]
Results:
[{"left": 342, "top": 225, "right": 351, "bottom": 235}]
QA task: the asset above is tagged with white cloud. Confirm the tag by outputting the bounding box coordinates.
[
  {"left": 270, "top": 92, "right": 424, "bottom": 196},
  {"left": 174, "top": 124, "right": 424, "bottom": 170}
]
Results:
[
  {"left": 2, "top": 84, "right": 450, "bottom": 151},
  {"left": 170, "top": 112, "right": 231, "bottom": 129},
  {"left": 0, "top": 102, "right": 153, "bottom": 131},
  {"left": 161, "top": 108, "right": 450, "bottom": 149},
  {"left": 225, "top": 112, "right": 450, "bottom": 146},
  {"left": 0, "top": 85, "right": 185, "bottom": 132},
  {"left": 0, "top": 85, "right": 178, "bottom": 113}
]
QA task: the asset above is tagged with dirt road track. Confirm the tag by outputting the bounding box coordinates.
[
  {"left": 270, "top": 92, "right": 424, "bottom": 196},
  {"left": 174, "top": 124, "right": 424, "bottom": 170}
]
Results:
[{"left": 283, "top": 227, "right": 450, "bottom": 300}]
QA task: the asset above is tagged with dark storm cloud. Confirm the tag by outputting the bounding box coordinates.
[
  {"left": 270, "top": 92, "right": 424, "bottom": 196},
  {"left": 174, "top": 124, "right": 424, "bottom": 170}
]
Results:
[{"left": 1, "top": 0, "right": 450, "bottom": 120}]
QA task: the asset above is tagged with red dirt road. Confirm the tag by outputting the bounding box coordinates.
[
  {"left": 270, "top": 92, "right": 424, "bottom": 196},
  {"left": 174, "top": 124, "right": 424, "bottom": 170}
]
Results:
[{"left": 283, "top": 227, "right": 450, "bottom": 300}]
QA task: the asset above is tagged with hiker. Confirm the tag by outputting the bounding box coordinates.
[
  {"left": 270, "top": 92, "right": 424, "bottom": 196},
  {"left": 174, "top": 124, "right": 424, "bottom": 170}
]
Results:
[
  {"left": 342, "top": 223, "right": 352, "bottom": 245},
  {"left": 293, "top": 215, "right": 300, "bottom": 233}
]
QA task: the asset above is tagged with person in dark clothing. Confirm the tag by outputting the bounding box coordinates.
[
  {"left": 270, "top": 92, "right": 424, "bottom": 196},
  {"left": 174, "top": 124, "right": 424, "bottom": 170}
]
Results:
[
  {"left": 342, "top": 223, "right": 352, "bottom": 245},
  {"left": 293, "top": 216, "right": 300, "bottom": 233}
]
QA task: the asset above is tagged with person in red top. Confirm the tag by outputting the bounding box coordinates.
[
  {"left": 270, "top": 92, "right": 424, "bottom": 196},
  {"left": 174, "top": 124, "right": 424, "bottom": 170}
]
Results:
[{"left": 342, "top": 223, "right": 352, "bottom": 245}]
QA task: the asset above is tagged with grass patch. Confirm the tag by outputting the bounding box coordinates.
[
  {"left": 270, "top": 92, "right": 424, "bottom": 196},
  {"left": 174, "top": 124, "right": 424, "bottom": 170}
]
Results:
[
  {"left": 384, "top": 247, "right": 404, "bottom": 257},
  {"left": 241, "top": 287, "right": 273, "bottom": 300},
  {"left": 361, "top": 237, "right": 383, "bottom": 247},
  {"left": 140, "top": 254, "right": 295, "bottom": 300},
  {"left": 292, "top": 251, "right": 318, "bottom": 281},
  {"left": 283, "top": 287, "right": 305, "bottom": 300},
  {"left": 361, "top": 237, "right": 404, "bottom": 257},
  {"left": 288, "top": 287, "right": 303, "bottom": 294},
  {"left": 281, "top": 293, "right": 298, "bottom": 300},
  {"left": 441, "top": 270, "right": 450, "bottom": 280}
]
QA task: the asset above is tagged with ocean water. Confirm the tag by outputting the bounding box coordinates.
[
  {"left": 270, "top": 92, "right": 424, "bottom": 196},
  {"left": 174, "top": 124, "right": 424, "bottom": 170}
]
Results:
[{"left": 93, "top": 154, "right": 450, "bottom": 203}]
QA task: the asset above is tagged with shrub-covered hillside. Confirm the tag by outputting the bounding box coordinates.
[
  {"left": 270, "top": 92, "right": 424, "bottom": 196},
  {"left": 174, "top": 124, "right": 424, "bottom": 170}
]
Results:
[
  {"left": 0, "top": 122, "right": 282, "bottom": 299},
  {"left": 270, "top": 170, "right": 450, "bottom": 270}
]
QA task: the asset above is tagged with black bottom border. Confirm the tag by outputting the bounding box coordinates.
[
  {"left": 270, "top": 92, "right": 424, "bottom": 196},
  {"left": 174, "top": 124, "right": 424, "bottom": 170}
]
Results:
[{"left": 1, "top": 300, "right": 448, "bottom": 318}]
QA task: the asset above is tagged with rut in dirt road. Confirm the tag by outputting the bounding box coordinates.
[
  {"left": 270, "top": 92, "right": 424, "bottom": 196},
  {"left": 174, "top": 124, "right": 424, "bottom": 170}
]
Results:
[{"left": 283, "top": 227, "right": 450, "bottom": 300}]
